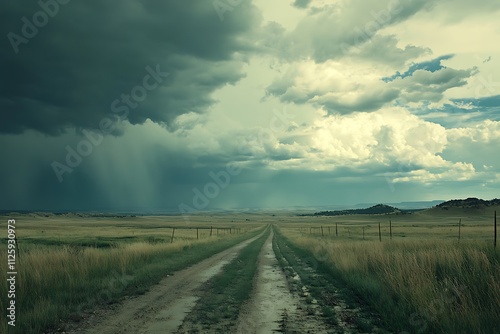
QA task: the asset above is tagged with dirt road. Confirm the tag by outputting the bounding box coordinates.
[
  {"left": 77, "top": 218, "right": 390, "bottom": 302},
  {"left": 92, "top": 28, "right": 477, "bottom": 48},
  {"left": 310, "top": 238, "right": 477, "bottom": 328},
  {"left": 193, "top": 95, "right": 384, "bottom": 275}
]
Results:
[
  {"left": 69, "top": 228, "right": 381, "bottom": 333},
  {"left": 235, "top": 230, "right": 331, "bottom": 333},
  {"left": 67, "top": 233, "right": 262, "bottom": 334}
]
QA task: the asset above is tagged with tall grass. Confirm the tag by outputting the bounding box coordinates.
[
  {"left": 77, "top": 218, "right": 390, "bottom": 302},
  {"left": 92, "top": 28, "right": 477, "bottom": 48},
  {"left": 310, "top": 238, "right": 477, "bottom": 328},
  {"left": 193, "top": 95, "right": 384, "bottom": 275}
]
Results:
[
  {"left": 0, "top": 228, "right": 263, "bottom": 334},
  {"left": 280, "top": 229, "right": 500, "bottom": 334}
]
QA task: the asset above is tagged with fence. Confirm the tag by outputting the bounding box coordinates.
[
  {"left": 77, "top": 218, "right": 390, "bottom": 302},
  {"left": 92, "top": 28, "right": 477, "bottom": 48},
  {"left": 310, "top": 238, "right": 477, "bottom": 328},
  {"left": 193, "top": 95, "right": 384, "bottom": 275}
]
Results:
[
  {"left": 289, "top": 211, "right": 498, "bottom": 247},
  {"left": 168, "top": 226, "right": 243, "bottom": 243}
]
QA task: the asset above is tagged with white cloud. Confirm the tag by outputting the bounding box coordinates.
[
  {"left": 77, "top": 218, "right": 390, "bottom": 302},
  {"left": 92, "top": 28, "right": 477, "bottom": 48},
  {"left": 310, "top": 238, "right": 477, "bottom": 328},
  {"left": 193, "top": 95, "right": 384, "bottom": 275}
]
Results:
[
  {"left": 286, "top": 107, "right": 450, "bottom": 169},
  {"left": 266, "top": 59, "right": 398, "bottom": 111},
  {"left": 447, "top": 120, "right": 500, "bottom": 142},
  {"left": 266, "top": 57, "right": 476, "bottom": 113}
]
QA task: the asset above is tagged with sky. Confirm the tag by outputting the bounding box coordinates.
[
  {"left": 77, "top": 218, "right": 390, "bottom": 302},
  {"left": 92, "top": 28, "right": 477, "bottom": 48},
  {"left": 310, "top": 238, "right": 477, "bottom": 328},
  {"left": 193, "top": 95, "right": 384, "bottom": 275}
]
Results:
[{"left": 1, "top": 0, "right": 499, "bottom": 212}]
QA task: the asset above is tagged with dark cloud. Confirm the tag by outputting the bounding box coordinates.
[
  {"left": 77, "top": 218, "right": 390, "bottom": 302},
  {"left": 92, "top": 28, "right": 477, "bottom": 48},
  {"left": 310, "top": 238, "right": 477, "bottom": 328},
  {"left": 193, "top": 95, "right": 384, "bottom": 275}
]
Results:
[
  {"left": 292, "top": 0, "right": 311, "bottom": 9},
  {"left": 383, "top": 54, "right": 454, "bottom": 82},
  {"left": 318, "top": 88, "right": 400, "bottom": 114},
  {"left": 1, "top": 0, "right": 498, "bottom": 212},
  {"left": 0, "top": 0, "right": 259, "bottom": 135},
  {"left": 393, "top": 67, "right": 476, "bottom": 103}
]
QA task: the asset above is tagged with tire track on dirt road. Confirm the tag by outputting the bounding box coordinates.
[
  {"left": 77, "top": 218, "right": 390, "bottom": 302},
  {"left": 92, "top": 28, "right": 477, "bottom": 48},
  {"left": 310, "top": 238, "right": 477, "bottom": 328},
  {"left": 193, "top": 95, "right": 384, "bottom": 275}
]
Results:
[
  {"left": 235, "top": 228, "right": 331, "bottom": 334},
  {"left": 67, "top": 230, "right": 265, "bottom": 334},
  {"left": 274, "top": 230, "right": 387, "bottom": 334}
]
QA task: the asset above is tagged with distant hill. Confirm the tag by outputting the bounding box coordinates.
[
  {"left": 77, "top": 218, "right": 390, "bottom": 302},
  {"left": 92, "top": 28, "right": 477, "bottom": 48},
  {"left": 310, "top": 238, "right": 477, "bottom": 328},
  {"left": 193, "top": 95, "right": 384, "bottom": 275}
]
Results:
[
  {"left": 312, "top": 204, "right": 402, "bottom": 216},
  {"left": 435, "top": 197, "right": 500, "bottom": 210},
  {"left": 352, "top": 200, "right": 445, "bottom": 210}
]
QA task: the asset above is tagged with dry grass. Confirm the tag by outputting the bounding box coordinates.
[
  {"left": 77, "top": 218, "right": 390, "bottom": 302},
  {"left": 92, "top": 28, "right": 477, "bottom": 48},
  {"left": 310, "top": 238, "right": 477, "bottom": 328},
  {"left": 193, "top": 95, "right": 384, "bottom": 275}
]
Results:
[
  {"left": 0, "top": 214, "right": 264, "bottom": 333},
  {"left": 11, "top": 214, "right": 252, "bottom": 248},
  {"left": 1, "top": 241, "right": 191, "bottom": 332},
  {"left": 278, "top": 225, "right": 500, "bottom": 333}
]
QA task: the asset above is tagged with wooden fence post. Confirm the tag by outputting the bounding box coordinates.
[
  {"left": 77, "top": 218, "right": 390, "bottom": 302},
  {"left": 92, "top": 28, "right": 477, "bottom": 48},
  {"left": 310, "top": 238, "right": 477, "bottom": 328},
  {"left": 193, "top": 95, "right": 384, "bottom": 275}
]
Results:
[
  {"left": 321, "top": 226, "right": 324, "bottom": 237},
  {"left": 389, "top": 220, "right": 392, "bottom": 240},
  {"left": 197, "top": 228, "right": 199, "bottom": 240},
  {"left": 495, "top": 211, "right": 497, "bottom": 248},
  {"left": 210, "top": 226, "right": 213, "bottom": 237},
  {"left": 171, "top": 228, "right": 175, "bottom": 243},
  {"left": 336, "top": 223, "right": 338, "bottom": 236},
  {"left": 458, "top": 219, "right": 461, "bottom": 241},
  {"left": 362, "top": 227, "right": 365, "bottom": 240},
  {"left": 378, "top": 222, "right": 381, "bottom": 242}
]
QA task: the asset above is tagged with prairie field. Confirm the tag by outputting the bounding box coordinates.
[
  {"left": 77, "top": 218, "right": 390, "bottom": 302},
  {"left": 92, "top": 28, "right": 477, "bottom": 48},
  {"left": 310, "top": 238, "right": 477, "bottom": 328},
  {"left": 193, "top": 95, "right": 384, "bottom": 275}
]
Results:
[
  {"left": 0, "top": 213, "right": 265, "bottom": 333},
  {"left": 276, "top": 207, "right": 500, "bottom": 333},
  {"left": 0, "top": 209, "right": 498, "bottom": 333}
]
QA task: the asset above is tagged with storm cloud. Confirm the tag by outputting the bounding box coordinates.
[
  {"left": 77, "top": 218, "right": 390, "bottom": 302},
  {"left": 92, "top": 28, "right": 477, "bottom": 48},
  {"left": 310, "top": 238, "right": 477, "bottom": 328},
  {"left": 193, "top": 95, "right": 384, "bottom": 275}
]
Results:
[
  {"left": 0, "top": 0, "right": 259, "bottom": 135},
  {"left": 1, "top": 0, "right": 499, "bottom": 212}
]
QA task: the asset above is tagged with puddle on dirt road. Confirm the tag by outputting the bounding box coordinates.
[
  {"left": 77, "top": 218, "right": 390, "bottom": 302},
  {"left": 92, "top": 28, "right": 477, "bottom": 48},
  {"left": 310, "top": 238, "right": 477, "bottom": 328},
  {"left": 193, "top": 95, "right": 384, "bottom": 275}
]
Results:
[{"left": 237, "top": 231, "right": 332, "bottom": 334}]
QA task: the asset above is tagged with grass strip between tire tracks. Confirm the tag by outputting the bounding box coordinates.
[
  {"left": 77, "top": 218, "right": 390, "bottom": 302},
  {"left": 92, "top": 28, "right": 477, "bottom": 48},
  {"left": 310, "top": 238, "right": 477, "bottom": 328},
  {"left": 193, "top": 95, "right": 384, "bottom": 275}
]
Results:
[{"left": 180, "top": 226, "right": 271, "bottom": 332}]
